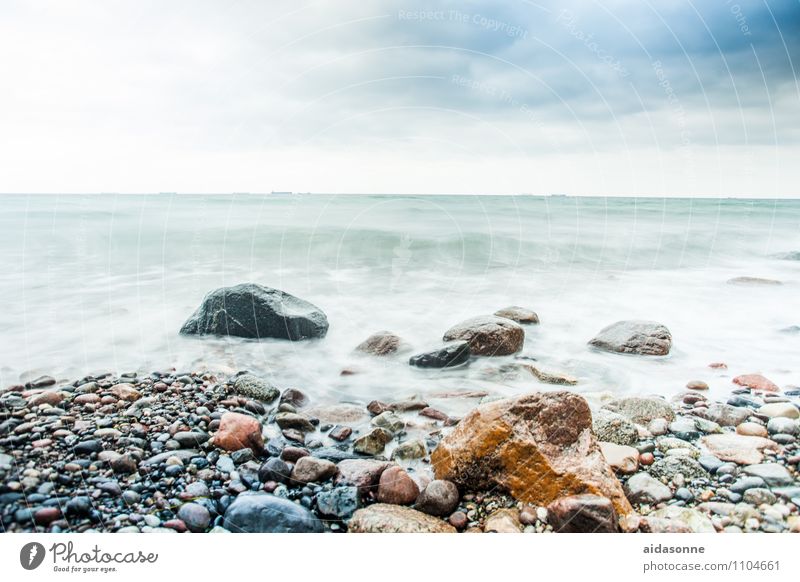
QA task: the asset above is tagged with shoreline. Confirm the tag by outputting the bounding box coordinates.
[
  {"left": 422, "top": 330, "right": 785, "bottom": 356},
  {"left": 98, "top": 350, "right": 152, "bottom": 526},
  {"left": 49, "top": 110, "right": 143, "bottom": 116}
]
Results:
[{"left": 2, "top": 366, "right": 798, "bottom": 534}]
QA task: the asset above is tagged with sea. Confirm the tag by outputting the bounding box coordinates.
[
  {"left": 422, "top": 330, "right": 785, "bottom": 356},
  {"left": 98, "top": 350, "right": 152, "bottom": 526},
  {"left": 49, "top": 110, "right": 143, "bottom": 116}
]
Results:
[{"left": 1, "top": 194, "right": 798, "bottom": 406}]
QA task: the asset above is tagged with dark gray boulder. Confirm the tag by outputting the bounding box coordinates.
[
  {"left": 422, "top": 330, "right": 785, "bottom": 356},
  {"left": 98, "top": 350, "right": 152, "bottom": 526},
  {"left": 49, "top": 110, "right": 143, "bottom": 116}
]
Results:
[
  {"left": 180, "top": 283, "right": 328, "bottom": 340},
  {"left": 409, "top": 341, "right": 470, "bottom": 368},
  {"left": 222, "top": 492, "right": 323, "bottom": 533},
  {"left": 588, "top": 320, "right": 672, "bottom": 356}
]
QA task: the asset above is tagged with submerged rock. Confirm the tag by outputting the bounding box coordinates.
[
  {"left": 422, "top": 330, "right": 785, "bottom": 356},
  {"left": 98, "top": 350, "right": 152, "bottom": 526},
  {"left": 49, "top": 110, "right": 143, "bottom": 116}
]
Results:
[
  {"left": 430, "top": 391, "right": 632, "bottom": 515},
  {"left": 223, "top": 492, "right": 323, "bottom": 533},
  {"left": 348, "top": 504, "right": 455, "bottom": 533},
  {"left": 409, "top": 341, "right": 470, "bottom": 368},
  {"left": 180, "top": 283, "right": 328, "bottom": 340},
  {"left": 588, "top": 320, "right": 672, "bottom": 356},
  {"left": 442, "top": 315, "right": 524, "bottom": 356}
]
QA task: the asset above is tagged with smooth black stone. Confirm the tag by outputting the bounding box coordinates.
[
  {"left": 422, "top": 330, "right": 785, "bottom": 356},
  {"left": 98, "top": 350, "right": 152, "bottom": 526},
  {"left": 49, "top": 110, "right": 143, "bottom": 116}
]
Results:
[
  {"left": 409, "top": 341, "right": 471, "bottom": 369},
  {"left": 223, "top": 492, "right": 323, "bottom": 533},
  {"left": 258, "top": 458, "right": 292, "bottom": 484}
]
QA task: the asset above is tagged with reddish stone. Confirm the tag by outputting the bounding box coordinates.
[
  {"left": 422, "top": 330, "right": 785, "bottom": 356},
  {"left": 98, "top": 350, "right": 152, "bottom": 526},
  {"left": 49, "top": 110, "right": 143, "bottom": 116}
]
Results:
[
  {"left": 377, "top": 466, "right": 419, "bottom": 505},
  {"left": 34, "top": 507, "right": 62, "bottom": 526},
  {"left": 420, "top": 407, "right": 448, "bottom": 421},
  {"left": 110, "top": 383, "right": 141, "bottom": 401},
  {"left": 329, "top": 426, "right": 352, "bottom": 441},
  {"left": 733, "top": 374, "right": 779, "bottom": 392},
  {"left": 73, "top": 393, "right": 101, "bottom": 405},
  {"left": 547, "top": 494, "right": 618, "bottom": 533},
  {"left": 448, "top": 510, "right": 468, "bottom": 529},
  {"left": 709, "top": 362, "right": 728, "bottom": 369},
  {"left": 212, "top": 412, "right": 264, "bottom": 454},
  {"left": 367, "top": 400, "right": 390, "bottom": 415},
  {"left": 28, "top": 391, "right": 63, "bottom": 406},
  {"left": 639, "top": 452, "right": 655, "bottom": 466},
  {"left": 162, "top": 519, "right": 187, "bottom": 532}
]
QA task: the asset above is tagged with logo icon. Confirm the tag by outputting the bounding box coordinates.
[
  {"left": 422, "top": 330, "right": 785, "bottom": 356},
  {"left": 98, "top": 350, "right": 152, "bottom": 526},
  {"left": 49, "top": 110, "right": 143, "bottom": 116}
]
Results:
[{"left": 20, "top": 542, "right": 46, "bottom": 570}]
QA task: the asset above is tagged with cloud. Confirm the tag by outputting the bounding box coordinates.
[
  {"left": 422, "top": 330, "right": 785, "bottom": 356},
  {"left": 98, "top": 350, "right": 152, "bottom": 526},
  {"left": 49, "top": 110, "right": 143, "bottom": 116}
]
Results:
[{"left": 0, "top": 0, "right": 797, "bottom": 195}]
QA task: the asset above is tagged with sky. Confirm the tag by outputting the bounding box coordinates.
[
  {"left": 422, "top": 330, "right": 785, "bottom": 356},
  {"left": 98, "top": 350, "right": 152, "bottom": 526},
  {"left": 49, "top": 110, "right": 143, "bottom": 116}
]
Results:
[{"left": 0, "top": 0, "right": 798, "bottom": 196}]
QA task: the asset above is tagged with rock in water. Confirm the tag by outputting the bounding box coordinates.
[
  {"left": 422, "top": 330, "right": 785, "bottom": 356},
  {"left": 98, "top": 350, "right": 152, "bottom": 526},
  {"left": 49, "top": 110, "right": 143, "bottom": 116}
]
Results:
[
  {"left": 588, "top": 320, "right": 672, "bottom": 356},
  {"left": 223, "top": 492, "right": 323, "bottom": 533},
  {"left": 547, "top": 494, "right": 619, "bottom": 533},
  {"left": 602, "top": 396, "right": 675, "bottom": 424},
  {"left": 430, "top": 391, "right": 632, "bottom": 516},
  {"left": 409, "top": 341, "right": 471, "bottom": 368},
  {"left": 442, "top": 315, "right": 524, "bottom": 356},
  {"left": 355, "top": 331, "right": 406, "bottom": 356},
  {"left": 494, "top": 306, "right": 539, "bottom": 324},
  {"left": 348, "top": 504, "right": 456, "bottom": 533},
  {"left": 179, "top": 283, "right": 328, "bottom": 340}
]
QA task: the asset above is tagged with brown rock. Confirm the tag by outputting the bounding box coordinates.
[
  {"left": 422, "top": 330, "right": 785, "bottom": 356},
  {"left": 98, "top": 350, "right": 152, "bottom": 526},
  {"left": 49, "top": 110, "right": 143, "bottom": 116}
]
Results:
[
  {"left": 110, "top": 383, "right": 141, "bottom": 401},
  {"left": 420, "top": 407, "right": 448, "bottom": 422},
  {"left": 599, "top": 442, "right": 639, "bottom": 474},
  {"left": 442, "top": 315, "right": 525, "bottom": 356},
  {"left": 34, "top": 507, "right": 62, "bottom": 526},
  {"left": 431, "top": 391, "right": 632, "bottom": 516},
  {"left": 355, "top": 331, "right": 406, "bottom": 356},
  {"left": 328, "top": 426, "right": 352, "bottom": 441},
  {"left": 483, "top": 508, "right": 523, "bottom": 533},
  {"left": 588, "top": 320, "right": 672, "bottom": 356},
  {"left": 736, "top": 422, "right": 768, "bottom": 437},
  {"left": 686, "top": 380, "right": 709, "bottom": 391},
  {"left": 733, "top": 374, "right": 780, "bottom": 392},
  {"left": 335, "top": 459, "right": 392, "bottom": 492},
  {"left": 448, "top": 511, "right": 468, "bottom": 530},
  {"left": 73, "top": 393, "right": 101, "bottom": 405},
  {"left": 212, "top": 412, "right": 263, "bottom": 454},
  {"left": 547, "top": 494, "right": 618, "bottom": 533},
  {"left": 709, "top": 362, "right": 728, "bottom": 369},
  {"left": 28, "top": 391, "right": 63, "bottom": 406},
  {"left": 291, "top": 457, "right": 337, "bottom": 484},
  {"left": 348, "top": 504, "right": 455, "bottom": 533},
  {"left": 377, "top": 466, "right": 419, "bottom": 505}
]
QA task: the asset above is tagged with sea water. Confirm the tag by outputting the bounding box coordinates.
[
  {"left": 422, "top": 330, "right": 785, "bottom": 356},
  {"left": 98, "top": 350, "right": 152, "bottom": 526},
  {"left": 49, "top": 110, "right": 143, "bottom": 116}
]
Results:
[{"left": 1, "top": 194, "right": 798, "bottom": 405}]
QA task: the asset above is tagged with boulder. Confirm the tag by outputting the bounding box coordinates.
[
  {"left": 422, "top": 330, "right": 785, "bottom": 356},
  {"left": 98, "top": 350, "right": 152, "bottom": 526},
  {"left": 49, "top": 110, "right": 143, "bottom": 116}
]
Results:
[
  {"left": 494, "top": 306, "right": 539, "bottom": 324},
  {"left": 408, "top": 341, "right": 470, "bottom": 368},
  {"left": 180, "top": 283, "right": 328, "bottom": 340},
  {"left": 547, "top": 494, "right": 619, "bottom": 533},
  {"left": 602, "top": 396, "right": 675, "bottom": 424},
  {"left": 588, "top": 320, "right": 672, "bottom": 356},
  {"left": 212, "top": 412, "right": 263, "bottom": 454},
  {"left": 348, "top": 504, "right": 455, "bottom": 533},
  {"left": 442, "top": 315, "right": 524, "bottom": 356},
  {"left": 430, "top": 391, "right": 632, "bottom": 515},
  {"left": 232, "top": 374, "right": 279, "bottom": 402},
  {"left": 222, "top": 492, "right": 323, "bottom": 533},
  {"left": 355, "top": 331, "right": 406, "bottom": 356}
]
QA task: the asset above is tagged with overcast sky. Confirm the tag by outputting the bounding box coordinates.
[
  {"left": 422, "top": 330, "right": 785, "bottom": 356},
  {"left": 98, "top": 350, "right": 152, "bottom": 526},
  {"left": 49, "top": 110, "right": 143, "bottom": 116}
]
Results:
[{"left": 1, "top": 0, "right": 798, "bottom": 196}]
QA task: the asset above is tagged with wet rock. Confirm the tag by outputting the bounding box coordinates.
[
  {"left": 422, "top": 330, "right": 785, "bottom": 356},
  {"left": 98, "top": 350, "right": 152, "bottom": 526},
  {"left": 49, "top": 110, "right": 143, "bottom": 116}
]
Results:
[
  {"left": 547, "top": 494, "right": 618, "bottom": 533},
  {"left": 624, "top": 472, "right": 672, "bottom": 505},
  {"left": 25, "top": 375, "right": 56, "bottom": 389},
  {"left": 733, "top": 374, "right": 780, "bottom": 393},
  {"left": 442, "top": 315, "right": 525, "bottom": 356},
  {"left": 212, "top": 412, "right": 264, "bottom": 454},
  {"left": 700, "top": 433, "right": 779, "bottom": 465},
  {"left": 306, "top": 404, "right": 368, "bottom": 424},
  {"left": 649, "top": 456, "right": 708, "bottom": 482},
  {"left": 335, "top": 459, "right": 392, "bottom": 492},
  {"left": 353, "top": 428, "right": 392, "bottom": 456},
  {"left": 521, "top": 363, "right": 578, "bottom": 386},
  {"left": 275, "top": 412, "right": 315, "bottom": 432},
  {"left": 110, "top": 454, "right": 138, "bottom": 474},
  {"left": 223, "top": 492, "right": 323, "bottom": 533},
  {"left": 110, "top": 383, "right": 140, "bottom": 401},
  {"left": 377, "top": 466, "right": 419, "bottom": 505},
  {"left": 348, "top": 504, "right": 455, "bottom": 533},
  {"left": 727, "top": 276, "right": 782, "bottom": 286},
  {"left": 259, "top": 457, "right": 292, "bottom": 484},
  {"left": 180, "top": 283, "right": 329, "bottom": 340},
  {"left": 408, "top": 341, "right": 470, "bottom": 368},
  {"left": 280, "top": 388, "right": 309, "bottom": 409},
  {"left": 484, "top": 508, "right": 523, "bottom": 533},
  {"left": 371, "top": 411, "right": 405, "bottom": 434},
  {"left": 173, "top": 431, "right": 210, "bottom": 448},
  {"left": 588, "top": 320, "right": 671, "bottom": 356},
  {"left": 233, "top": 374, "right": 279, "bottom": 402},
  {"left": 177, "top": 502, "right": 210, "bottom": 532},
  {"left": 290, "top": 457, "right": 336, "bottom": 484},
  {"left": 391, "top": 439, "right": 427, "bottom": 461},
  {"left": 494, "top": 306, "right": 539, "bottom": 325},
  {"left": 414, "top": 480, "right": 459, "bottom": 516},
  {"left": 329, "top": 426, "right": 352, "bottom": 441},
  {"left": 355, "top": 331, "right": 407, "bottom": 356},
  {"left": 592, "top": 410, "right": 638, "bottom": 446},
  {"left": 602, "top": 396, "right": 675, "bottom": 424},
  {"left": 431, "top": 391, "right": 632, "bottom": 515},
  {"left": 28, "top": 391, "right": 64, "bottom": 407},
  {"left": 316, "top": 486, "right": 360, "bottom": 519}
]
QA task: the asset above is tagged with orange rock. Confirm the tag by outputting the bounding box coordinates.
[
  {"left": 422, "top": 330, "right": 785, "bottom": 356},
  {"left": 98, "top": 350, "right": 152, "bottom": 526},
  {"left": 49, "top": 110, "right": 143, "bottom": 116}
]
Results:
[
  {"left": 110, "top": 383, "right": 141, "bottom": 401},
  {"left": 430, "top": 391, "right": 632, "bottom": 516},
  {"left": 733, "top": 374, "right": 779, "bottom": 392},
  {"left": 212, "top": 412, "right": 264, "bottom": 454}
]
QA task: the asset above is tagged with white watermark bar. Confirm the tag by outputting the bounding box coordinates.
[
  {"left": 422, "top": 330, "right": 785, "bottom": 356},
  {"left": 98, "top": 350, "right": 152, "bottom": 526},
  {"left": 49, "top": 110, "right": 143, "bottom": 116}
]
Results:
[{"left": 1, "top": 534, "right": 797, "bottom": 580}]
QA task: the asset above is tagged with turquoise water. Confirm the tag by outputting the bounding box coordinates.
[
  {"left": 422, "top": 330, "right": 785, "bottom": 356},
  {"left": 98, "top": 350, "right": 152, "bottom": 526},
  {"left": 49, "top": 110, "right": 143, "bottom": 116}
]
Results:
[{"left": 1, "top": 194, "right": 798, "bottom": 403}]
